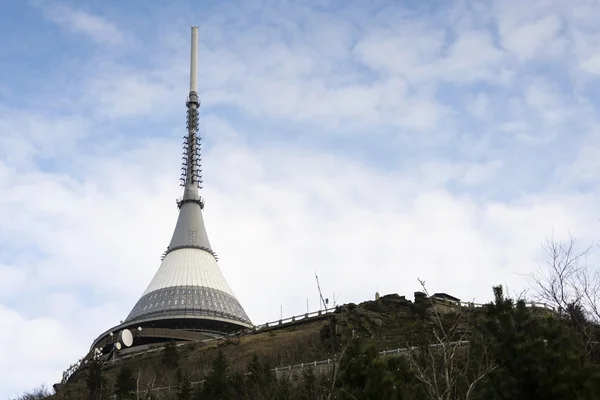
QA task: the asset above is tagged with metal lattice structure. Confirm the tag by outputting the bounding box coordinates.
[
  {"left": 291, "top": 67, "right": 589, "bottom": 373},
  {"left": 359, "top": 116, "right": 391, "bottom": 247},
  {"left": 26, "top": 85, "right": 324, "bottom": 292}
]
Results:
[{"left": 181, "top": 97, "right": 202, "bottom": 190}]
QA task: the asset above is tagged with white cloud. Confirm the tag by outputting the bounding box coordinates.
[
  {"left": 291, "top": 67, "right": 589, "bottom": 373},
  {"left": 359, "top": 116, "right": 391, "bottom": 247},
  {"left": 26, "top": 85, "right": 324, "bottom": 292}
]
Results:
[
  {"left": 0, "top": 306, "right": 66, "bottom": 389},
  {"left": 523, "top": 77, "right": 575, "bottom": 128},
  {"left": 470, "top": 92, "right": 490, "bottom": 119},
  {"left": 90, "top": 70, "right": 180, "bottom": 118},
  {"left": 3, "top": 0, "right": 600, "bottom": 397},
  {"left": 499, "top": 14, "right": 565, "bottom": 61},
  {"left": 0, "top": 265, "right": 29, "bottom": 299},
  {"left": 0, "top": 110, "right": 89, "bottom": 164},
  {"left": 0, "top": 298, "right": 123, "bottom": 398},
  {"left": 44, "top": 4, "right": 124, "bottom": 45},
  {"left": 436, "top": 30, "right": 504, "bottom": 83},
  {"left": 580, "top": 54, "right": 600, "bottom": 75},
  {"left": 352, "top": 24, "right": 445, "bottom": 79}
]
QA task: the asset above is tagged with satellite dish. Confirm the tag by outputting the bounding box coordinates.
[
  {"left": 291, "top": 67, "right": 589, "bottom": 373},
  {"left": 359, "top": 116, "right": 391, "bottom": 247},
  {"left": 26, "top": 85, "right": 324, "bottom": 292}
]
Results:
[
  {"left": 119, "top": 329, "right": 134, "bottom": 347},
  {"left": 109, "top": 332, "right": 114, "bottom": 337},
  {"left": 115, "top": 342, "right": 122, "bottom": 350}
]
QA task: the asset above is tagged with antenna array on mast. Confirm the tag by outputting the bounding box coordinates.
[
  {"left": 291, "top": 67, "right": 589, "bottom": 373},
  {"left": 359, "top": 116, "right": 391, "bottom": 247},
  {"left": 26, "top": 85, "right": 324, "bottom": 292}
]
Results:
[
  {"left": 180, "top": 120, "right": 203, "bottom": 189},
  {"left": 180, "top": 26, "right": 203, "bottom": 193}
]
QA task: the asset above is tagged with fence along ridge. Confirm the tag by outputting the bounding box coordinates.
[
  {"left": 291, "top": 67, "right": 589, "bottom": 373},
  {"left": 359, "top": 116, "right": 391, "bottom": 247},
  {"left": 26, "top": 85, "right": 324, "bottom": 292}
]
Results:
[
  {"left": 65, "top": 301, "right": 555, "bottom": 383},
  {"left": 144, "top": 340, "right": 473, "bottom": 393}
]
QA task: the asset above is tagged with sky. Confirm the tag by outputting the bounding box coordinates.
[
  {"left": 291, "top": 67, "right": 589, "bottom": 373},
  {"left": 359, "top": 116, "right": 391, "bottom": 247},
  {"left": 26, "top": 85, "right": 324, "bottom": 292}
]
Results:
[{"left": 1, "top": 0, "right": 600, "bottom": 397}]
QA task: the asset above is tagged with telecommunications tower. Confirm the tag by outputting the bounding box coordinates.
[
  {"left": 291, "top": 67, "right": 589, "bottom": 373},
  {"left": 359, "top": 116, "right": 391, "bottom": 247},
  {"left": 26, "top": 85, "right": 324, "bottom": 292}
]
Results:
[{"left": 89, "top": 26, "right": 252, "bottom": 353}]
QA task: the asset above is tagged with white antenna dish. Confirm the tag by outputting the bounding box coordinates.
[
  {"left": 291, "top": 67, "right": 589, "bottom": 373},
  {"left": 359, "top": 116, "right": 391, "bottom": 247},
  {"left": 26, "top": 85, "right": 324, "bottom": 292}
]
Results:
[
  {"left": 115, "top": 342, "right": 122, "bottom": 350},
  {"left": 119, "top": 329, "right": 134, "bottom": 347}
]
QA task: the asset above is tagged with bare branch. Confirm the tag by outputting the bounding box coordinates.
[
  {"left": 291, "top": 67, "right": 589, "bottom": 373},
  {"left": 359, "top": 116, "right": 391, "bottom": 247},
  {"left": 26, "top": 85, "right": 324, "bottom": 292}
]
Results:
[
  {"left": 528, "top": 234, "right": 591, "bottom": 312},
  {"left": 315, "top": 272, "right": 328, "bottom": 311},
  {"left": 405, "top": 279, "right": 496, "bottom": 400},
  {"left": 526, "top": 234, "right": 600, "bottom": 360}
]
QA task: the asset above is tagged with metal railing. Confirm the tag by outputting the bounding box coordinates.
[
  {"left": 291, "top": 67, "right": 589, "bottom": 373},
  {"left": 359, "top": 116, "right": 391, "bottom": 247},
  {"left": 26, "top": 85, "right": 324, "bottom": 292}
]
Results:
[
  {"left": 253, "top": 307, "right": 336, "bottom": 331},
  {"left": 103, "top": 307, "right": 338, "bottom": 363},
  {"left": 273, "top": 340, "right": 471, "bottom": 373},
  {"left": 456, "top": 301, "right": 555, "bottom": 311},
  {"left": 141, "top": 340, "right": 472, "bottom": 394}
]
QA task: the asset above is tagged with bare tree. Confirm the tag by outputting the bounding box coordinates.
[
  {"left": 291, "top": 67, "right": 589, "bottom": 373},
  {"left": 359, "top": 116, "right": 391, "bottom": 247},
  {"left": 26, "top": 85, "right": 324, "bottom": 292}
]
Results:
[
  {"left": 528, "top": 234, "right": 600, "bottom": 355},
  {"left": 405, "top": 279, "right": 496, "bottom": 400},
  {"left": 12, "top": 385, "right": 52, "bottom": 400},
  {"left": 136, "top": 372, "right": 157, "bottom": 400},
  {"left": 528, "top": 235, "right": 589, "bottom": 312}
]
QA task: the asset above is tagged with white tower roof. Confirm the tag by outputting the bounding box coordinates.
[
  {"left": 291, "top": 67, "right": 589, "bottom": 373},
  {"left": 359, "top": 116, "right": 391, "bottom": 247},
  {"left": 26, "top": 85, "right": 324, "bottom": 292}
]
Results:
[{"left": 125, "top": 248, "right": 250, "bottom": 325}]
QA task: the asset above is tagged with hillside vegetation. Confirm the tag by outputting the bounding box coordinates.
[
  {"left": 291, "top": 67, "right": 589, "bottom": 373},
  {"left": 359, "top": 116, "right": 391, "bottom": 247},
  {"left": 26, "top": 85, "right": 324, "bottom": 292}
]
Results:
[{"left": 46, "top": 287, "right": 600, "bottom": 399}]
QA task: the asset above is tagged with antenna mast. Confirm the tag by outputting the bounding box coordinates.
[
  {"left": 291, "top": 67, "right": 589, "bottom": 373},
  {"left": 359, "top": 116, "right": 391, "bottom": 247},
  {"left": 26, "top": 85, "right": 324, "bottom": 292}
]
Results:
[{"left": 180, "top": 26, "right": 204, "bottom": 208}]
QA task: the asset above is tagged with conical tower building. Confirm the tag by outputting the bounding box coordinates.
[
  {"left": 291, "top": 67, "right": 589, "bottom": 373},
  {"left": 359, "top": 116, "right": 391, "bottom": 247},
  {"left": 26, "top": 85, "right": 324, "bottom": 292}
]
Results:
[{"left": 89, "top": 27, "right": 251, "bottom": 353}]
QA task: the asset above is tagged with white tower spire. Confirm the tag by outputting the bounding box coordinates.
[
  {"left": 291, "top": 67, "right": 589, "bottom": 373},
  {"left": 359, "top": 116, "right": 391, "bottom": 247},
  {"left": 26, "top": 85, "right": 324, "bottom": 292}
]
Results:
[
  {"left": 122, "top": 26, "right": 251, "bottom": 329},
  {"left": 182, "top": 26, "right": 202, "bottom": 201},
  {"left": 190, "top": 26, "right": 198, "bottom": 93}
]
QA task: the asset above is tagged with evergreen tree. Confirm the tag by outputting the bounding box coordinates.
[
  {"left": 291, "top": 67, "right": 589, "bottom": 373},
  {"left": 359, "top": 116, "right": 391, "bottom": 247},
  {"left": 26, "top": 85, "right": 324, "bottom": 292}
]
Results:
[
  {"left": 299, "top": 367, "right": 317, "bottom": 400},
  {"left": 86, "top": 359, "right": 109, "bottom": 400},
  {"left": 228, "top": 372, "right": 247, "bottom": 399},
  {"left": 335, "top": 336, "right": 385, "bottom": 399},
  {"left": 162, "top": 340, "right": 179, "bottom": 369},
  {"left": 198, "top": 348, "right": 233, "bottom": 400},
  {"left": 114, "top": 365, "right": 136, "bottom": 400},
  {"left": 245, "top": 354, "right": 276, "bottom": 398},
  {"left": 335, "top": 336, "right": 420, "bottom": 400},
  {"left": 385, "top": 357, "right": 426, "bottom": 400},
  {"left": 270, "top": 377, "right": 293, "bottom": 400},
  {"left": 480, "top": 286, "right": 600, "bottom": 400},
  {"left": 176, "top": 368, "right": 194, "bottom": 400}
]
